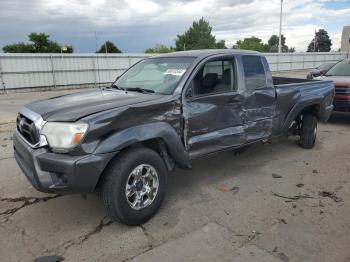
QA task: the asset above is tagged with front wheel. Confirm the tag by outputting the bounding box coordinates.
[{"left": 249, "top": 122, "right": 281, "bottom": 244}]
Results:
[
  {"left": 101, "top": 147, "right": 167, "bottom": 225},
  {"left": 299, "top": 114, "right": 317, "bottom": 149}
]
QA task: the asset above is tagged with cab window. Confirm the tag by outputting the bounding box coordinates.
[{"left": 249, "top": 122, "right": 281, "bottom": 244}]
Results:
[
  {"left": 242, "top": 55, "right": 267, "bottom": 89},
  {"left": 191, "top": 58, "right": 236, "bottom": 96}
]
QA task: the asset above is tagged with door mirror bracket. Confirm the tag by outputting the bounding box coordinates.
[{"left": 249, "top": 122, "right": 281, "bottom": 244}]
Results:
[{"left": 186, "top": 87, "right": 193, "bottom": 99}]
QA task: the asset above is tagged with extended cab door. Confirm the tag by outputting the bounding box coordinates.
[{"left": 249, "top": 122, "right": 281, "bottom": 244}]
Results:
[
  {"left": 239, "top": 55, "right": 276, "bottom": 142},
  {"left": 182, "top": 56, "right": 245, "bottom": 158}
]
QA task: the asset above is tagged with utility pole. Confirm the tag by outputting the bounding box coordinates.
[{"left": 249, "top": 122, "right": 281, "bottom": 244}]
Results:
[
  {"left": 94, "top": 31, "right": 101, "bottom": 85},
  {"left": 348, "top": 35, "right": 350, "bottom": 58},
  {"left": 278, "top": 0, "right": 283, "bottom": 53},
  {"left": 94, "top": 31, "right": 98, "bottom": 52},
  {"left": 314, "top": 28, "right": 317, "bottom": 52},
  {"left": 0, "top": 57, "right": 6, "bottom": 92}
]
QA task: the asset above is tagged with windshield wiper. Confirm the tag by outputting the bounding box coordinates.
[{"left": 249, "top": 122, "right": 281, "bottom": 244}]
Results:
[
  {"left": 125, "top": 87, "right": 155, "bottom": 94},
  {"left": 110, "top": 83, "right": 126, "bottom": 91}
]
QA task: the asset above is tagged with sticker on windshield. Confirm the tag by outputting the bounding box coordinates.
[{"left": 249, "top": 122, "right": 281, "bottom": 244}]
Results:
[{"left": 164, "top": 69, "right": 186, "bottom": 76}]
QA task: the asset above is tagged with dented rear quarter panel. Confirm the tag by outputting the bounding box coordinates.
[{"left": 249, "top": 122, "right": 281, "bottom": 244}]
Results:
[{"left": 273, "top": 78, "right": 334, "bottom": 136}]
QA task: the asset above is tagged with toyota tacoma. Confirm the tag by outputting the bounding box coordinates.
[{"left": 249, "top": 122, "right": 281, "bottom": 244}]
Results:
[{"left": 13, "top": 50, "right": 334, "bottom": 225}]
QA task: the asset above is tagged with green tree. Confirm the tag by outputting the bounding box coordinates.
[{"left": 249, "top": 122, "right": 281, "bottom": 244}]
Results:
[
  {"left": 2, "top": 42, "right": 34, "bottom": 53},
  {"left": 97, "top": 41, "right": 122, "bottom": 53},
  {"left": 215, "top": 40, "right": 227, "bottom": 49},
  {"left": 288, "top": 47, "right": 296, "bottom": 53},
  {"left": 2, "top": 32, "right": 73, "bottom": 53},
  {"left": 267, "top": 34, "right": 289, "bottom": 52},
  {"left": 29, "top": 33, "right": 52, "bottom": 52},
  {"left": 145, "top": 44, "right": 175, "bottom": 53},
  {"left": 175, "top": 17, "right": 225, "bottom": 50},
  {"left": 307, "top": 29, "right": 332, "bottom": 52},
  {"left": 234, "top": 37, "right": 268, "bottom": 52},
  {"left": 63, "top": 45, "right": 73, "bottom": 53}
]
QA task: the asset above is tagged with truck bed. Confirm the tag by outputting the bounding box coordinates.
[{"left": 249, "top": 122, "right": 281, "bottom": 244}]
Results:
[
  {"left": 273, "top": 76, "right": 314, "bottom": 86},
  {"left": 271, "top": 76, "right": 334, "bottom": 137}
]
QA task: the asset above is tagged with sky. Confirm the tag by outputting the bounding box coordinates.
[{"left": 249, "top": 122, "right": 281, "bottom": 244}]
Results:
[{"left": 0, "top": 0, "right": 349, "bottom": 53}]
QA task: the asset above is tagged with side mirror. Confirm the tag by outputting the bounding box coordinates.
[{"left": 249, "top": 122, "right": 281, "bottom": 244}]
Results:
[
  {"left": 320, "top": 69, "right": 327, "bottom": 75},
  {"left": 311, "top": 69, "right": 321, "bottom": 77}
]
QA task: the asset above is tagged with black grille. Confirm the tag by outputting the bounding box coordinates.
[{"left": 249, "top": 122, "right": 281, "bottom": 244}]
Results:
[
  {"left": 335, "top": 86, "right": 350, "bottom": 95},
  {"left": 16, "top": 114, "right": 40, "bottom": 145}
]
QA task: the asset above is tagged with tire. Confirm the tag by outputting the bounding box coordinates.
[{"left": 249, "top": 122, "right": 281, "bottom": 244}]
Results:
[
  {"left": 299, "top": 113, "right": 317, "bottom": 149},
  {"left": 101, "top": 147, "right": 167, "bottom": 225}
]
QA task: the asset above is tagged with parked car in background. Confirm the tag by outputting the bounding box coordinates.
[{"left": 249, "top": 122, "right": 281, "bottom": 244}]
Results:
[
  {"left": 315, "top": 59, "right": 350, "bottom": 112},
  {"left": 306, "top": 62, "right": 336, "bottom": 80}
]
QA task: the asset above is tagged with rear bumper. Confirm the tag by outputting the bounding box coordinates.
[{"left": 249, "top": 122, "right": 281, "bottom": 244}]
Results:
[
  {"left": 333, "top": 100, "right": 350, "bottom": 112},
  {"left": 13, "top": 130, "right": 115, "bottom": 194}
]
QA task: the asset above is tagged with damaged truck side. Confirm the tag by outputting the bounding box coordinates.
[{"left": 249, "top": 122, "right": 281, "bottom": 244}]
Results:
[{"left": 13, "top": 50, "right": 334, "bottom": 225}]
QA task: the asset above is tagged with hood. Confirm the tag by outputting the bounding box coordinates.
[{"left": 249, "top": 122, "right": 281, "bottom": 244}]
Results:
[
  {"left": 25, "top": 88, "right": 164, "bottom": 122},
  {"left": 318, "top": 75, "right": 350, "bottom": 87}
]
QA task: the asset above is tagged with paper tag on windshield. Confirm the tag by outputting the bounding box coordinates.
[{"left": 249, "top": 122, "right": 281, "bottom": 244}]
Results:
[{"left": 164, "top": 69, "right": 186, "bottom": 76}]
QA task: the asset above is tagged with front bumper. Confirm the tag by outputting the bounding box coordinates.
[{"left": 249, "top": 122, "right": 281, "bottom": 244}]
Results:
[
  {"left": 333, "top": 100, "right": 350, "bottom": 112},
  {"left": 13, "top": 130, "right": 116, "bottom": 194}
]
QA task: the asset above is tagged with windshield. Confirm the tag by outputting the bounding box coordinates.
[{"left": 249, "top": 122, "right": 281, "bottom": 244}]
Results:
[
  {"left": 317, "top": 63, "right": 334, "bottom": 71},
  {"left": 325, "top": 60, "right": 350, "bottom": 76},
  {"left": 113, "top": 57, "right": 195, "bottom": 95}
]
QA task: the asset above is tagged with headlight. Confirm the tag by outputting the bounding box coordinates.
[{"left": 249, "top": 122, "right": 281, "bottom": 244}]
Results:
[{"left": 41, "top": 122, "right": 88, "bottom": 152}]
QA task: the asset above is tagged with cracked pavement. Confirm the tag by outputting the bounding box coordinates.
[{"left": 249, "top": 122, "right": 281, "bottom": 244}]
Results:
[
  {"left": 1, "top": 72, "right": 350, "bottom": 262},
  {"left": 0, "top": 195, "right": 62, "bottom": 218}
]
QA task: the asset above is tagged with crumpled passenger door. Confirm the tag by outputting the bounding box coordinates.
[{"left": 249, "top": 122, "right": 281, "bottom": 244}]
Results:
[{"left": 240, "top": 55, "right": 276, "bottom": 142}]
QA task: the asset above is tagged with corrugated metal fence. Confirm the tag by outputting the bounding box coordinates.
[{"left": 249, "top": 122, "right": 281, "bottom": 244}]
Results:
[
  {"left": 0, "top": 53, "right": 151, "bottom": 90},
  {"left": 0, "top": 52, "right": 347, "bottom": 90},
  {"left": 265, "top": 52, "right": 347, "bottom": 71}
]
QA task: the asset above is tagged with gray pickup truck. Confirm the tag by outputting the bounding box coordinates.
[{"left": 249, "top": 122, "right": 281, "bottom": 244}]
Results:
[{"left": 13, "top": 50, "right": 334, "bottom": 225}]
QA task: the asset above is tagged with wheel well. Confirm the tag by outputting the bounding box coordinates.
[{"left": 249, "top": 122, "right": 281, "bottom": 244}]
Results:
[
  {"left": 294, "top": 104, "right": 320, "bottom": 123},
  {"left": 289, "top": 104, "right": 319, "bottom": 135},
  {"left": 113, "top": 138, "right": 174, "bottom": 171},
  {"left": 298, "top": 104, "right": 320, "bottom": 118},
  {"left": 139, "top": 138, "right": 164, "bottom": 154},
  {"left": 95, "top": 138, "right": 174, "bottom": 193},
  {"left": 141, "top": 138, "right": 175, "bottom": 170}
]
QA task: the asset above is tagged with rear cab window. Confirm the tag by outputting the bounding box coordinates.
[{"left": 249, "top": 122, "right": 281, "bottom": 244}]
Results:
[{"left": 242, "top": 55, "right": 267, "bottom": 89}]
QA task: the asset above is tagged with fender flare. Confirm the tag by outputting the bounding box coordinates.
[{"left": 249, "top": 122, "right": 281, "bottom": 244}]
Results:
[
  {"left": 282, "top": 98, "right": 322, "bottom": 133},
  {"left": 94, "top": 122, "right": 191, "bottom": 169}
]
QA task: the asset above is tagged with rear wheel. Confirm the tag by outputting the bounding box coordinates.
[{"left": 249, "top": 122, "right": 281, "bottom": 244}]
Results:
[
  {"left": 101, "top": 147, "right": 167, "bottom": 225},
  {"left": 299, "top": 114, "right": 317, "bottom": 149}
]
